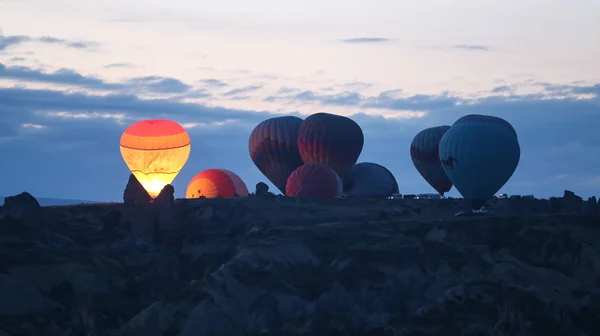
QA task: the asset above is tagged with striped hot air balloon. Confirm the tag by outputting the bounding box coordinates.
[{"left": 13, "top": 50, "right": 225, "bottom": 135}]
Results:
[
  {"left": 410, "top": 126, "right": 453, "bottom": 196},
  {"left": 297, "top": 113, "right": 363, "bottom": 178},
  {"left": 439, "top": 114, "right": 520, "bottom": 208},
  {"left": 286, "top": 164, "right": 342, "bottom": 198},
  {"left": 343, "top": 162, "right": 399, "bottom": 198},
  {"left": 186, "top": 169, "right": 249, "bottom": 198},
  {"left": 249, "top": 116, "right": 304, "bottom": 194},
  {"left": 120, "top": 119, "right": 190, "bottom": 198}
]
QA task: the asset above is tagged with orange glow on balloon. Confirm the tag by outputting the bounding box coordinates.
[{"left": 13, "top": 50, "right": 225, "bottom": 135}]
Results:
[
  {"left": 186, "top": 169, "right": 249, "bottom": 199},
  {"left": 120, "top": 119, "right": 191, "bottom": 198}
]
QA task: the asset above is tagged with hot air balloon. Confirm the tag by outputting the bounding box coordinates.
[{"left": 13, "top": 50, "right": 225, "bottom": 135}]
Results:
[
  {"left": 439, "top": 114, "right": 520, "bottom": 209},
  {"left": 120, "top": 119, "right": 190, "bottom": 198},
  {"left": 410, "top": 126, "right": 453, "bottom": 196},
  {"left": 297, "top": 112, "right": 364, "bottom": 178},
  {"left": 343, "top": 162, "right": 399, "bottom": 198},
  {"left": 186, "top": 169, "right": 249, "bottom": 198},
  {"left": 454, "top": 114, "right": 517, "bottom": 138},
  {"left": 286, "top": 164, "right": 342, "bottom": 198},
  {"left": 249, "top": 116, "right": 304, "bottom": 194}
]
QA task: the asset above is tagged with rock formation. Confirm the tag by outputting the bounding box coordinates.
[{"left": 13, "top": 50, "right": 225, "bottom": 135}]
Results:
[
  {"left": 254, "top": 181, "right": 272, "bottom": 197},
  {"left": 123, "top": 174, "right": 151, "bottom": 205},
  {"left": 0, "top": 191, "right": 599, "bottom": 335},
  {"left": 0, "top": 191, "right": 43, "bottom": 229},
  {"left": 153, "top": 184, "right": 175, "bottom": 206}
]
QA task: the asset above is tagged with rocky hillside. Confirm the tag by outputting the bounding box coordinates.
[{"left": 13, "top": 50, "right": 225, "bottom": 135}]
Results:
[
  {"left": 0, "top": 191, "right": 599, "bottom": 335},
  {"left": 0, "top": 197, "right": 102, "bottom": 207}
]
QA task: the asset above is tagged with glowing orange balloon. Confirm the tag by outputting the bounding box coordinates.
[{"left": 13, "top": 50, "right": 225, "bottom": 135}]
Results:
[
  {"left": 120, "top": 119, "right": 191, "bottom": 198},
  {"left": 186, "top": 169, "right": 249, "bottom": 199}
]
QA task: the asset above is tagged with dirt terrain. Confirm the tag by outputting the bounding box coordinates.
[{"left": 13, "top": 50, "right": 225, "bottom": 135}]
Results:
[{"left": 0, "top": 191, "right": 599, "bottom": 335}]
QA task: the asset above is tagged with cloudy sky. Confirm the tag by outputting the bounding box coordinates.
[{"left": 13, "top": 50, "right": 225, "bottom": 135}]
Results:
[{"left": 1, "top": 0, "right": 599, "bottom": 201}]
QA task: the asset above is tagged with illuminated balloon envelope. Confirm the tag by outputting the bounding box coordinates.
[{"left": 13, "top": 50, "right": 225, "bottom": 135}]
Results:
[
  {"left": 186, "top": 169, "right": 249, "bottom": 198},
  {"left": 120, "top": 119, "right": 191, "bottom": 198}
]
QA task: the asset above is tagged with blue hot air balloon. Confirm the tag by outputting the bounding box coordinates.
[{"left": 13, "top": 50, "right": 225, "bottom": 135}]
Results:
[
  {"left": 454, "top": 114, "right": 518, "bottom": 138},
  {"left": 343, "top": 162, "right": 399, "bottom": 198},
  {"left": 297, "top": 112, "right": 364, "bottom": 178},
  {"left": 249, "top": 116, "right": 304, "bottom": 194},
  {"left": 410, "top": 126, "right": 453, "bottom": 196},
  {"left": 439, "top": 114, "right": 520, "bottom": 209}
]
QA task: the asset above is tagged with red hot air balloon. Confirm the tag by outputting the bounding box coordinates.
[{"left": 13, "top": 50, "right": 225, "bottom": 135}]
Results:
[
  {"left": 297, "top": 112, "right": 364, "bottom": 178},
  {"left": 186, "top": 169, "right": 249, "bottom": 198},
  {"left": 286, "top": 164, "right": 342, "bottom": 198},
  {"left": 249, "top": 116, "right": 304, "bottom": 194}
]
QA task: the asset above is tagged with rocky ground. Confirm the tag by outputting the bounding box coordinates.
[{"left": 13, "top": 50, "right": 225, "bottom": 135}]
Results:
[{"left": 0, "top": 191, "right": 599, "bottom": 335}]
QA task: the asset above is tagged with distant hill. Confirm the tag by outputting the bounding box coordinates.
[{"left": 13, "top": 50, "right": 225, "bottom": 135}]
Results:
[{"left": 0, "top": 197, "right": 103, "bottom": 207}]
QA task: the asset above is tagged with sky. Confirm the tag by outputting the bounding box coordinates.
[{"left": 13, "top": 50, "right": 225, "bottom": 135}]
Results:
[{"left": 1, "top": 0, "right": 599, "bottom": 201}]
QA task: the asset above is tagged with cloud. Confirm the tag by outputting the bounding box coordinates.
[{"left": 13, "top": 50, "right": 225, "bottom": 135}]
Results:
[
  {"left": 1, "top": 65, "right": 600, "bottom": 201},
  {"left": 0, "top": 32, "right": 99, "bottom": 52},
  {"left": 344, "top": 82, "right": 373, "bottom": 90},
  {"left": 0, "top": 63, "right": 120, "bottom": 89},
  {"left": 363, "top": 91, "right": 462, "bottom": 111},
  {"left": 104, "top": 62, "right": 137, "bottom": 69},
  {"left": 0, "top": 34, "right": 28, "bottom": 51},
  {"left": 0, "top": 87, "right": 271, "bottom": 123},
  {"left": 452, "top": 44, "right": 490, "bottom": 51},
  {"left": 297, "top": 90, "right": 363, "bottom": 106},
  {"left": 199, "top": 78, "right": 228, "bottom": 87},
  {"left": 125, "top": 76, "right": 191, "bottom": 94},
  {"left": 342, "top": 38, "right": 392, "bottom": 44},
  {"left": 536, "top": 82, "right": 600, "bottom": 97},
  {"left": 265, "top": 89, "right": 460, "bottom": 111},
  {"left": 491, "top": 85, "right": 512, "bottom": 93},
  {"left": 0, "top": 63, "right": 192, "bottom": 94},
  {"left": 36, "top": 36, "right": 99, "bottom": 50},
  {"left": 184, "top": 89, "right": 213, "bottom": 98},
  {"left": 277, "top": 87, "right": 301, "bottom": 95},
  {"left": 223, "top": 84, "right": 262, "bottom": 97}
]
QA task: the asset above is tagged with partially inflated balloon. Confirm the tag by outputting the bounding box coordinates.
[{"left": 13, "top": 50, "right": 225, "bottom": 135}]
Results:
[
  {"left": 410, "top": 126, "right": 453, "bottom": 196},
  {"left": 186, "top": 169, "right": 249, "bottom": 198},
  {"left": 120, "top": 120, "right": 190, "bottom": 198},
  {"left": 249, "top": 116, "right": 304, "bottom": 194},
  {"left": 297, "top": 113, "right": 363, "bottom": 177},
  {"left": 439, "top": 115, "right": 520, "bottom": 208},
  {"left": 286, "top": 164, "right": 342, "bottom": 198},
  {"left": 343, "top": 162, "right": 399, "bottom": 198}
]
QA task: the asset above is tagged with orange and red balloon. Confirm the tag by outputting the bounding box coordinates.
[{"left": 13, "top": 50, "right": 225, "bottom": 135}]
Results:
[
  {"left": 186, "top": 169, "right": 249, "bottom": 198},
  {"left": 120, "top": 119, "right": 191, "bottom": 198}
]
